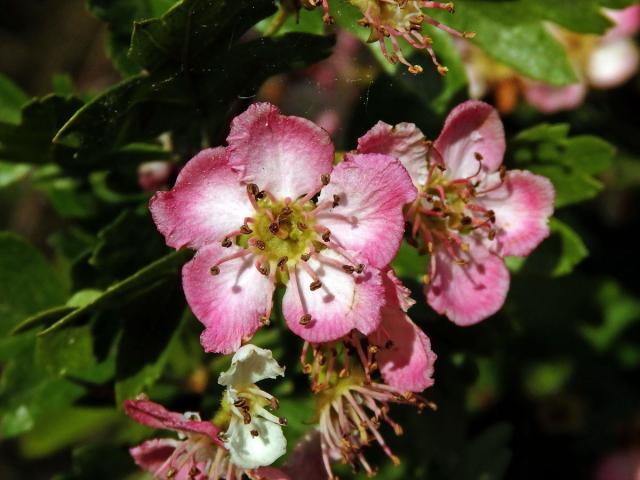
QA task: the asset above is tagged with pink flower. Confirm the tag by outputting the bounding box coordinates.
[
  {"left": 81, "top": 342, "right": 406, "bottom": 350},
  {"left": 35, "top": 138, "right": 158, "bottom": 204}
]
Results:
[
  {"left": 358, "top": 100, "right": 555, "bottom": 325},
  {"left": 307, "top": 0, "right": 474, "bottom": 74},
  {"left": 461, "top": 5, "right": 640, "bottom": 113},
  {"left": 300, "top": 270, "right": 436, "bottom": 477},
  {"left": 124, "top": 399, "right": 234, "bottom": 479},
  {"left": 595, "top": 448, "right": 640, "bottom": 480},
  {"left": 150, "top": 103, "right": 416, "bottom": 353}
]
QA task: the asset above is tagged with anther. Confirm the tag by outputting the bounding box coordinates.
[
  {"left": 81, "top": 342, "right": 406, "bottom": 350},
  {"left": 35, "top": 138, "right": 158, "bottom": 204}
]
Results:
[
  {"left": 250, "top": 429, "right": 259, "bottom": 437},
  {"left": 260, "top": 315, "right": 271, "bottom": 326},
  {"left": 461, "top": 216, "right": 472, "bottom": 226},
  {"left": 256, "top": 262, "right": 270, "bottom": 276},
  {"left": 321, "top": 174, "right": 331, "bottom": 185},
  {"left": 270, "top": 397, "right": 279, "bottom": 410},
  {"left": 210, "top": 266, "right": 220, "bottom": 275},
  {"left": 242, "top": 411, "right": 252, "bottom": 424},
  {"left": 254, "top": 239, "right": 266, "bottom": 250},
  {"left": 256, "top": 190, "right": 266, "bottom": 200},
  {"left": 322, "top": 230, "right": 331, "bottom": 242},
  {"left": 301, "top": 252, "right": 311, "bottom": 262},
  {"left": 409, "top": 64, "right": 424, "bottom": 75},
  {"left": 189, "top": 466, "right": 200, "bottom": 477},
  {"left": 269, "top": 222, "right": 279, "bottom": 234},
  {"left": 277, "top": 256, "right": 288, "bottom": 270},
  {"left": 221, "top": 237, "right": 232, "bottom": 248},
  {"left": 356, "top": 264, "right": 365, "bottom": 274},
  {"left": 342, "top": 264, "right": 355, "bottom": 274},
  {"left": 297, "top": 221, "right": 307, "bottom": 231},
  {"left": 332, "top": 194, "right": 340, "bottom": 207},
  {"left": 310, "top": 280, "right": 323, "bottom": 291},
  {"left": 488, "top": 229, "right": 497, "bottom": 240},
  {"left": 299, "top": 314, "right": 312, "bottom": 325},
  {"left": 240, "top": 224, "right": 253, "bottom": 235},
  {"left": 474, "top": 151, "right": 483, "bottom": 161},
  {"left": 167, "top": 467, "right": 177, "bottom": 478},
  {"left": 247, "top": 183, "right": 259, "bottom": 197},
  {"left": 279, "top": 416, "right": 288, "bottom": 426},
  {"left": 280, "top": 206, "right": 292, "bottom": 217}
]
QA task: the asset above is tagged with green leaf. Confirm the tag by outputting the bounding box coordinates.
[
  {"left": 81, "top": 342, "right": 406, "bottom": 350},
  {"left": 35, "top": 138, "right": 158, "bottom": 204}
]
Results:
[
  {"left": 507, "top": 218, "right": 588, "bottom": 277},
  {"left": 393, "top": 241, "right": 426, "bottom": 284},
  {"left": 38, "top": 249, "right": 192, "bottom": 335},
  {"left": 0, "top": 232, "right": 67, "bottom": 335},
  {"left": 430, "top": 1, "right": 579, "bottom": 85},
  {"left": 54, "top": 33, "right": 334, "bottom": 162},
  {"left": 19, "top": 408, "right": 121, "bottom": 458},
  {"left": 0, "top": 73, "right": 29, "bottom": 125},
  {"left": 115, "top": 286, "right": 186, "bottom": 404},
  {"left": 87, "top": 0, "right": 176, "bottom": 75},
  {"left": 0, "top": 94, "right": 83, "bottom": 166},
  {"left": 0, "top": 161, "right": 30, "bottom": 188},
  {"left": 128, "top": 0, "right": 277, "bottom": 71},
  {"left": 512, "top": 124, "right": 616, "bottom": 207}
]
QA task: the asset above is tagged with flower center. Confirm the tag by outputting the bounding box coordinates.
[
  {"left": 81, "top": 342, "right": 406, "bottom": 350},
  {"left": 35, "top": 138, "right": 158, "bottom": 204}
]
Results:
[
  {"left": 406, "top": 155, "right": 505, "bottom": 265},
  {"left": 250, "top": 198, "right": 317, "bottom": 264}
]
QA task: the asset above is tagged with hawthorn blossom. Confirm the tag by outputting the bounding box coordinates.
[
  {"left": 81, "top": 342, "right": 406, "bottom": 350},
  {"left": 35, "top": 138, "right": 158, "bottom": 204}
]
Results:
[
  {"left": 124, "top": 399, "right": 256, "bottom": 479},
  {"left": 460, "top": 5, "right": 640, "bottom": 113},
  {"left": 150, "top": 102, "right": 416, "bottom": 353},
  {"left": 301, "top": 270, "right": 436, "bottom": 477},
  {"left": 358, "top": 100, "right": 555, "bottom": 325},
  {"left": 217, "top": 345, "right": 288, "bottom": 470},
  {"left": 304, "top": 0, "right": 474, "bottom": 74}
]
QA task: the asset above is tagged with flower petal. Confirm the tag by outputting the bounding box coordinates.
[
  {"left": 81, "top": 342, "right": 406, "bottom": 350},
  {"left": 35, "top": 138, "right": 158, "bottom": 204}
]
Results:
[
  {"left": 587, "top": 38, "right": 639, "bottom": 89},
  {"left": 374, "top": 271, "right": 436, "bottom": 392},
  {"left": 426, "top": 242, "right": 510, "bottom": 326},
  {"left": 315, "top": 153, "right": 417, "bottom": 269},
  {"left": 357, "top": 121, "right": 429, "bottom": 186},
  {"left": 123, "top": 400, "right": 220, "bottom": 442},
  {"left": 283, "top": 250, "right": 385, "bottom": 342},
  {"left": 218, "top": 344, "right": 285, "bottom": 387},
  {"left": 434, "top": 100, "right": 505, "bottom": 178},
  {"left": 225, "top": 417, "right": 287, "bottom": 469},
  {"left": 182, "top": 244, "right": 275, "bottom": 354},
  {"left": 522, "top": 81, "right": 586, "bottom": 114},
  {"left": 149, "top": 147, "right": 252, "bottom": 250},
  {"left": 604, "top": 5, "right": 640, "bottom": 39},
  {"left": 130, "top": 438, "right": 177, "bottom": 472},
  {"left": 227, "top": 102, "right": 334, "bottom": 199},
  {"left": 479, "top": 170, "right": 555, "bottom": 257}
]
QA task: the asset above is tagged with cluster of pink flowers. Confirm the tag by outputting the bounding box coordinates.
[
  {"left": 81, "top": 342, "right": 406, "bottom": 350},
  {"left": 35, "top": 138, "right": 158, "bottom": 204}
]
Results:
[
  {"left": 125, "top": 99, "right": 554, "bottom": 478},
  {"left": 460, "top": 5, "right": 640, "bottom": 113}
]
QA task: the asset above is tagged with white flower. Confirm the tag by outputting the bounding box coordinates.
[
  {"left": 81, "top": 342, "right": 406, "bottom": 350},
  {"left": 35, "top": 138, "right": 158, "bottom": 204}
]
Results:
[{"left": 218, "top": 344, "right": 287, "bottom": 469}]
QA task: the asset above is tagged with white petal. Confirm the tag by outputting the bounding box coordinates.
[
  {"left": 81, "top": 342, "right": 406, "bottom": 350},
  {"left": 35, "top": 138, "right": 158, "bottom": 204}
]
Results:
[
  {"left": 218, "top": 344, "right": 285, "bottom": 387},
  {"left": 587, "top": 38, "right": 639, "bottom": 89},
  {"left": 224, "top": 417, "right": 287, "bottom": 469}
]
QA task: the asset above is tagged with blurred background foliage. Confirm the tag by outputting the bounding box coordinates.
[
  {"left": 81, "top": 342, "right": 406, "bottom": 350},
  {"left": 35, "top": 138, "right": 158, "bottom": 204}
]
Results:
[{"left": 1, "top": 0, "right": 640, "bottom": 478}]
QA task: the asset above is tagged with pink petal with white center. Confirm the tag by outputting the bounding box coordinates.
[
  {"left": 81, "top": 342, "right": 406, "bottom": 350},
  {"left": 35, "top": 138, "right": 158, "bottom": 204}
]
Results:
[
  {"left": 426, "top": 242, "right": 510, "bottom": 326},
  {"left": 523, "top": 81, "right": 587, "bottom": 114},
  {"left": 283, "top": 250, "right": 385, "bottom": 342},
  {"left": 374, "top": 271, "right": 436, "bottom": 392},
  {"left": 315, "top": 153, "right": 417, "bottom": 269},
  {"left": 478, "top": 170, "right": 555, "bottom": 257},
  {"left": 130, "top": 438, "right": 177, "bottom": 471},
  {"left": 123, "top": 400, "right": 221, "bottom": 442},
  {"left": 386, "top": 269, "right": 416, "bottom": 312},
  {"left": 149, "top": 147, "right": 252, "bottom": 250},
  {"left": 587, "top": 38, "right": 639, "bottom": 89},
  {"left": 182, "top": 244, "right": 275, "bottom": 354},
  {"left": 434, "top": 100, "right": 506, "bottom": 178},
  {"left": 227, "top": 102, "right": 334, "bottom": 199},
  {"left": 357, "top": 121, "right": 429, "bottom": 186}
]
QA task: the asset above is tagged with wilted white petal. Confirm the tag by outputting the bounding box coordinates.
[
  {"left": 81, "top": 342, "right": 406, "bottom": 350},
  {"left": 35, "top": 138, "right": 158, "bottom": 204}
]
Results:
[
  {"left": 224, "top": 416, "right": 287, "bottom": 469},
  {"left": 218, "top": 344, "right": 285, "bottom": 387}
]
